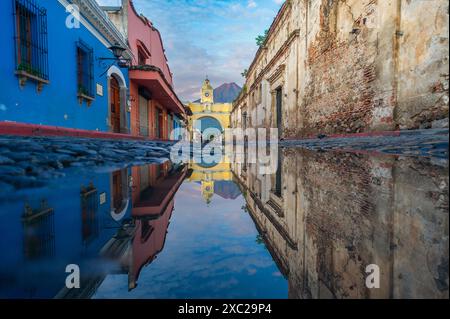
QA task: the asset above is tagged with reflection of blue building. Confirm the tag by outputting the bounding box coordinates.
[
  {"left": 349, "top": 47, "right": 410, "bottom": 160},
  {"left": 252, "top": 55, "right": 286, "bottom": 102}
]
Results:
[
  {"left": 0, "top": 168, "right": 132, "bottom": 298},
  {"left": 0, "top": 0, "right": 131, "bottom": 133}
]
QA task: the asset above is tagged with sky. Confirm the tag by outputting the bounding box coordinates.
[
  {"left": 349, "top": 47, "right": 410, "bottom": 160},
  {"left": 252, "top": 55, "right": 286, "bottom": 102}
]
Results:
[{"left": 96, "top": 0, "right": 283, "bottom": 101}]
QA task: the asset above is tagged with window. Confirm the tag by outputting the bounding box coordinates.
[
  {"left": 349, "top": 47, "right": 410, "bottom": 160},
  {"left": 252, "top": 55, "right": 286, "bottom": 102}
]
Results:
[
  {"left": 22, "top": 201, "right": 55, "bottom": 260},
  {"left": 140, "top": 221, "right": 154, "bottom": 243},
  {"left": 274, "top": 152, "right": 282, "bottom": 197},
  {"left": 258, "top": 83, "right": 262, "bottom": 104},
  {"left": 138, "top": 48, "right": 147, "bottom": 65},
  {"left": 77, "top": 40, "right": 94, "bottom": 99},
  {"left": 242, "top": 111, "right": 247, "bottom": 130},
  {"left": 13, "top": 0, "right": 49, "bottom": 81},
  {"left": 80, "top": 183, "right": 99, "bottom": 246},
  {"left": 276, "top": 87, "right": 282, "bottom": 137},
  {"left": 136, "top": 41, "right": 150, "bottom": 66}
]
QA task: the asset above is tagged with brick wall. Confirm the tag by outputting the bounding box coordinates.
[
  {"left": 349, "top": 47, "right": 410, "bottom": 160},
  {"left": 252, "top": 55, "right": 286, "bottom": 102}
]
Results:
[{"left": 233, "top": 0, "right": 449, "bottom": 138}]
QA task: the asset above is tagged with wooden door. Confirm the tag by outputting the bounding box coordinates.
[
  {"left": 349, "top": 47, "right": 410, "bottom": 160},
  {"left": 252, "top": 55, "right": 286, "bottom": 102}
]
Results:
[
  {"left": 110, "top": 77, "right": 121, "bottom": 133},
  {"left": 139, "top": 165, "right": 150, "bottom": 191},
  {"left": 112, "top": 171, "right": 123, "bottom": 212}
]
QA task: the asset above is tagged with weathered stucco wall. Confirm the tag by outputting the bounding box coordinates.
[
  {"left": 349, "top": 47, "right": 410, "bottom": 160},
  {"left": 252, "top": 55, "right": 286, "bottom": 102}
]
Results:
[
  {"left": 232, "top": 148, "right": 449, "bottom": 298},
  {"left": 232, "top": 0, "right": 449, "bottom": 138},
  {"left": 396, "top": 0, "right": 449, "bottom": 129}
]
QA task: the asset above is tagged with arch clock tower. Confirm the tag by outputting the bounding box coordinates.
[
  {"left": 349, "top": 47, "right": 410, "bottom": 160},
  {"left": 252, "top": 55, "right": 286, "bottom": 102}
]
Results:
[{"left": 201, "top": 77, "right": 214, "bottom": 104}]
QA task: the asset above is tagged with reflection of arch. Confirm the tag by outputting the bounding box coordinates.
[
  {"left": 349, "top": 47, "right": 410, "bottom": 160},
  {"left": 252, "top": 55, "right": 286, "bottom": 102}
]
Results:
[
  {"left": 107, "top": 66, "right": 128, "bottom": 134},
  {"left": 197, "top": 158, "right": 219, "bottom": 169},
  {"left": 188, "top": 161, "right": 234, "bottom": 184},
  {"left": 111, "top": 169, "right": 130, "bottom": 222}
]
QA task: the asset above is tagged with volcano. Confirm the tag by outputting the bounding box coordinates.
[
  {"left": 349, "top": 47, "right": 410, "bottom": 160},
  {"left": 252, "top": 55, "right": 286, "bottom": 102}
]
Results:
[{"left": 194, "top": 82, "right": 242, "bottom": 103}]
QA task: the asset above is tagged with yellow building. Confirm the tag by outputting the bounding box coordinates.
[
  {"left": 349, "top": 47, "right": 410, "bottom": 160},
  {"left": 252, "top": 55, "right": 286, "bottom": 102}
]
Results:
[
  {"left": 187, "top": 159, "right": 234, "bottom": 205},
  {"left": 186, "top": 78, "right": 232, "bottom": 141},
  {"left": 184, "top": 78, "right": 235, "bottom": 204}
]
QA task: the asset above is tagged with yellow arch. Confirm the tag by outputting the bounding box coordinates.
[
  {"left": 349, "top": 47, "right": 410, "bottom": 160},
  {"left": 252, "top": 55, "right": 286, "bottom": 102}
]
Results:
[
  {"left": 187, "top": 160, "right": 233, "bottom": 204},
  {"left": 187, "top": 102, "right": 232, "bottom": 134}
]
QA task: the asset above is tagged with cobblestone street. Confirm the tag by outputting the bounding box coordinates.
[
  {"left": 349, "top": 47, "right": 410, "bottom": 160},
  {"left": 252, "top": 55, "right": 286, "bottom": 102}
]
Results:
[
  {"left": 282, "top": 129, "right": 449, "bottom": 159},
  {"left": 1, "top": 128, "right": 448, "bottom": 192},
  {"left": 0, "top": 0, "right": 448, "bottom": 303},
  {"left": 0, "top": 136, "right": 172, "bottom": 191},
  {"left": 1, "top": 130, "right": 448, "bottom": 299}
]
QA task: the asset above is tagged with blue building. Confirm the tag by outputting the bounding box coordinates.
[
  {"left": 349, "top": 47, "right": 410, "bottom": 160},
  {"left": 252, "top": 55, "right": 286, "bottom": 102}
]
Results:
[{"left": 0, "top": 0, "right": 131, "bottom": 133}]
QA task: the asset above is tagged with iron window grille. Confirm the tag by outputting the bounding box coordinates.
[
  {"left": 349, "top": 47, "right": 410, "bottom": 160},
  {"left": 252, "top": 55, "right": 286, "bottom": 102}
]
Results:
[
  {"left": 22, "top": 201, "right": 55, "bottom": 260},
  {"left": 81, "top": 183, "right": 99, "bottom": 246},
  {"left": 76, "top": 40, "right": 95, "bottom": 99},
  {"left": 13, "top": 0, "right": 49, "bottom": 81}
]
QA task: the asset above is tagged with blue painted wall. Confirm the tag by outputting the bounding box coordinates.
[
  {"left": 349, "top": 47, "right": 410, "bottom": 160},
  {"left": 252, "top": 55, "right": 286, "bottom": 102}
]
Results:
[{"left": 0, "top": 0, "right": 129, "bottom": 131}]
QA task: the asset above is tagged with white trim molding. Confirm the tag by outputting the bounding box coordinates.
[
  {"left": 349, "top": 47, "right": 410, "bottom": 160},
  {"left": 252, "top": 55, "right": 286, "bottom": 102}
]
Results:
[
  {"left": 107, "top": 65, "right": 127, "bottom": 88},
  {"left": 110, "top": 199, "right": 129, "bottom": 222},
  {"left": 57, "top": 0, "right": 131, "bottom": 59}
]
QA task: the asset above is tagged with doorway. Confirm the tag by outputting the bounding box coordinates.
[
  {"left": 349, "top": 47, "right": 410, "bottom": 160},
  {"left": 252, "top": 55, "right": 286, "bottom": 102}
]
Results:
[
  {"left": 276, "top": 87, "right": 282, "bottom": 139},
  {"left": 139, "top": 95, "right": 149, "bottom": 136},
  {"left": 110, "top": 77, "right": 121, "bottom": 133},
  {"left": 112, "top": 170, "right": 123, "bottom": 213},
  {"left": 155, "top": 107, "right": 164, "bottom": 139}
]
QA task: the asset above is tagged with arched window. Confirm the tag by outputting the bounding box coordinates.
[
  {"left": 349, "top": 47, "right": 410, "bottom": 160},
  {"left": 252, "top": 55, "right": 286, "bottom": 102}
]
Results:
[{"left": 136, "top": 40, "right": 151, "bottom": 66}]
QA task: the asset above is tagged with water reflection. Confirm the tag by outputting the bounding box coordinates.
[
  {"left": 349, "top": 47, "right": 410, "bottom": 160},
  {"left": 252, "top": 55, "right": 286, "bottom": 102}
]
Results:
[
  {"left": 0, "top": 163, "right": 186, "bottom": 298},
  {"left": 187, "top": 158, "right": 240, "bottom": 204},
  {"left": 22, "top": 201, "right": 55, "bottom": 260},
  {"left": 0, "top": 167, "right": 130, "bottom": 298},
  {"left": 93, "top": 158, "right": 285, "bottom": 299},
  {"left": 129, "top": 162, "right": 187, "bottom": 291},
  {"left": 0, "top": 146, "right": 448, "bottom": 299},
  {"left": 232, "top": 148, "right": 449, "bottom": 299}
]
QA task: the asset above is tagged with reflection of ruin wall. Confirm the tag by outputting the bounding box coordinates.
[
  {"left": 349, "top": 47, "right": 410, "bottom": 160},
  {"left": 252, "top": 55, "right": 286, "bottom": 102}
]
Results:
[
  {"left": 392, "top": 158, "right": 449, "bottom": 298},
  {"left": 296, "top": 150, "right": 396, "bottom": 298},
  {"left": 233, "top": 149, "right": 449, "bottom": 298}
]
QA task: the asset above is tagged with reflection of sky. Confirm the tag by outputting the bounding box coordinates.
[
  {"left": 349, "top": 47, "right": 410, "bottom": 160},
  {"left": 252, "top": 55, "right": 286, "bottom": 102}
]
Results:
[
  {"left": 96, "top": 0, "right": 283, "bottom": 101},
  {"left": 93, "top": 181, "right": 287, "bottom": 299}
]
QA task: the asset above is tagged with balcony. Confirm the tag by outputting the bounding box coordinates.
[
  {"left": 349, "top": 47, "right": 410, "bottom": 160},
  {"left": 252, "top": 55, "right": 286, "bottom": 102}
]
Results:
[
  {"left": 132, "top": 167, "right": 187, "bottom": 219},
  {"left": 129, "top": 65, "right": 185, "bottom": 115}
]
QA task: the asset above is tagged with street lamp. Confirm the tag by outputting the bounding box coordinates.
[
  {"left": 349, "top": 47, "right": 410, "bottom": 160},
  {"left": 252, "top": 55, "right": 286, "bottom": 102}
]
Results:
[
  {"left": 109, "top": 44, "right": 127, "bottom": 59},
  {"left": 98, "top": 43, "right": 128, "bottom": 61},
  {"left": 97, "top": 43, "right": 130, "bottom": 76}
]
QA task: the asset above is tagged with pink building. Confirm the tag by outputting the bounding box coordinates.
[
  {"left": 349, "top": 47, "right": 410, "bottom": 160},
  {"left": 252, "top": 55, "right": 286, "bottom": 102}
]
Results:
[
  {"left": 128, "top": 163, "right": 187, "bottom": 289},
  {"left": 103, "top": 0, "right": 185, "bottom": 139}
]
